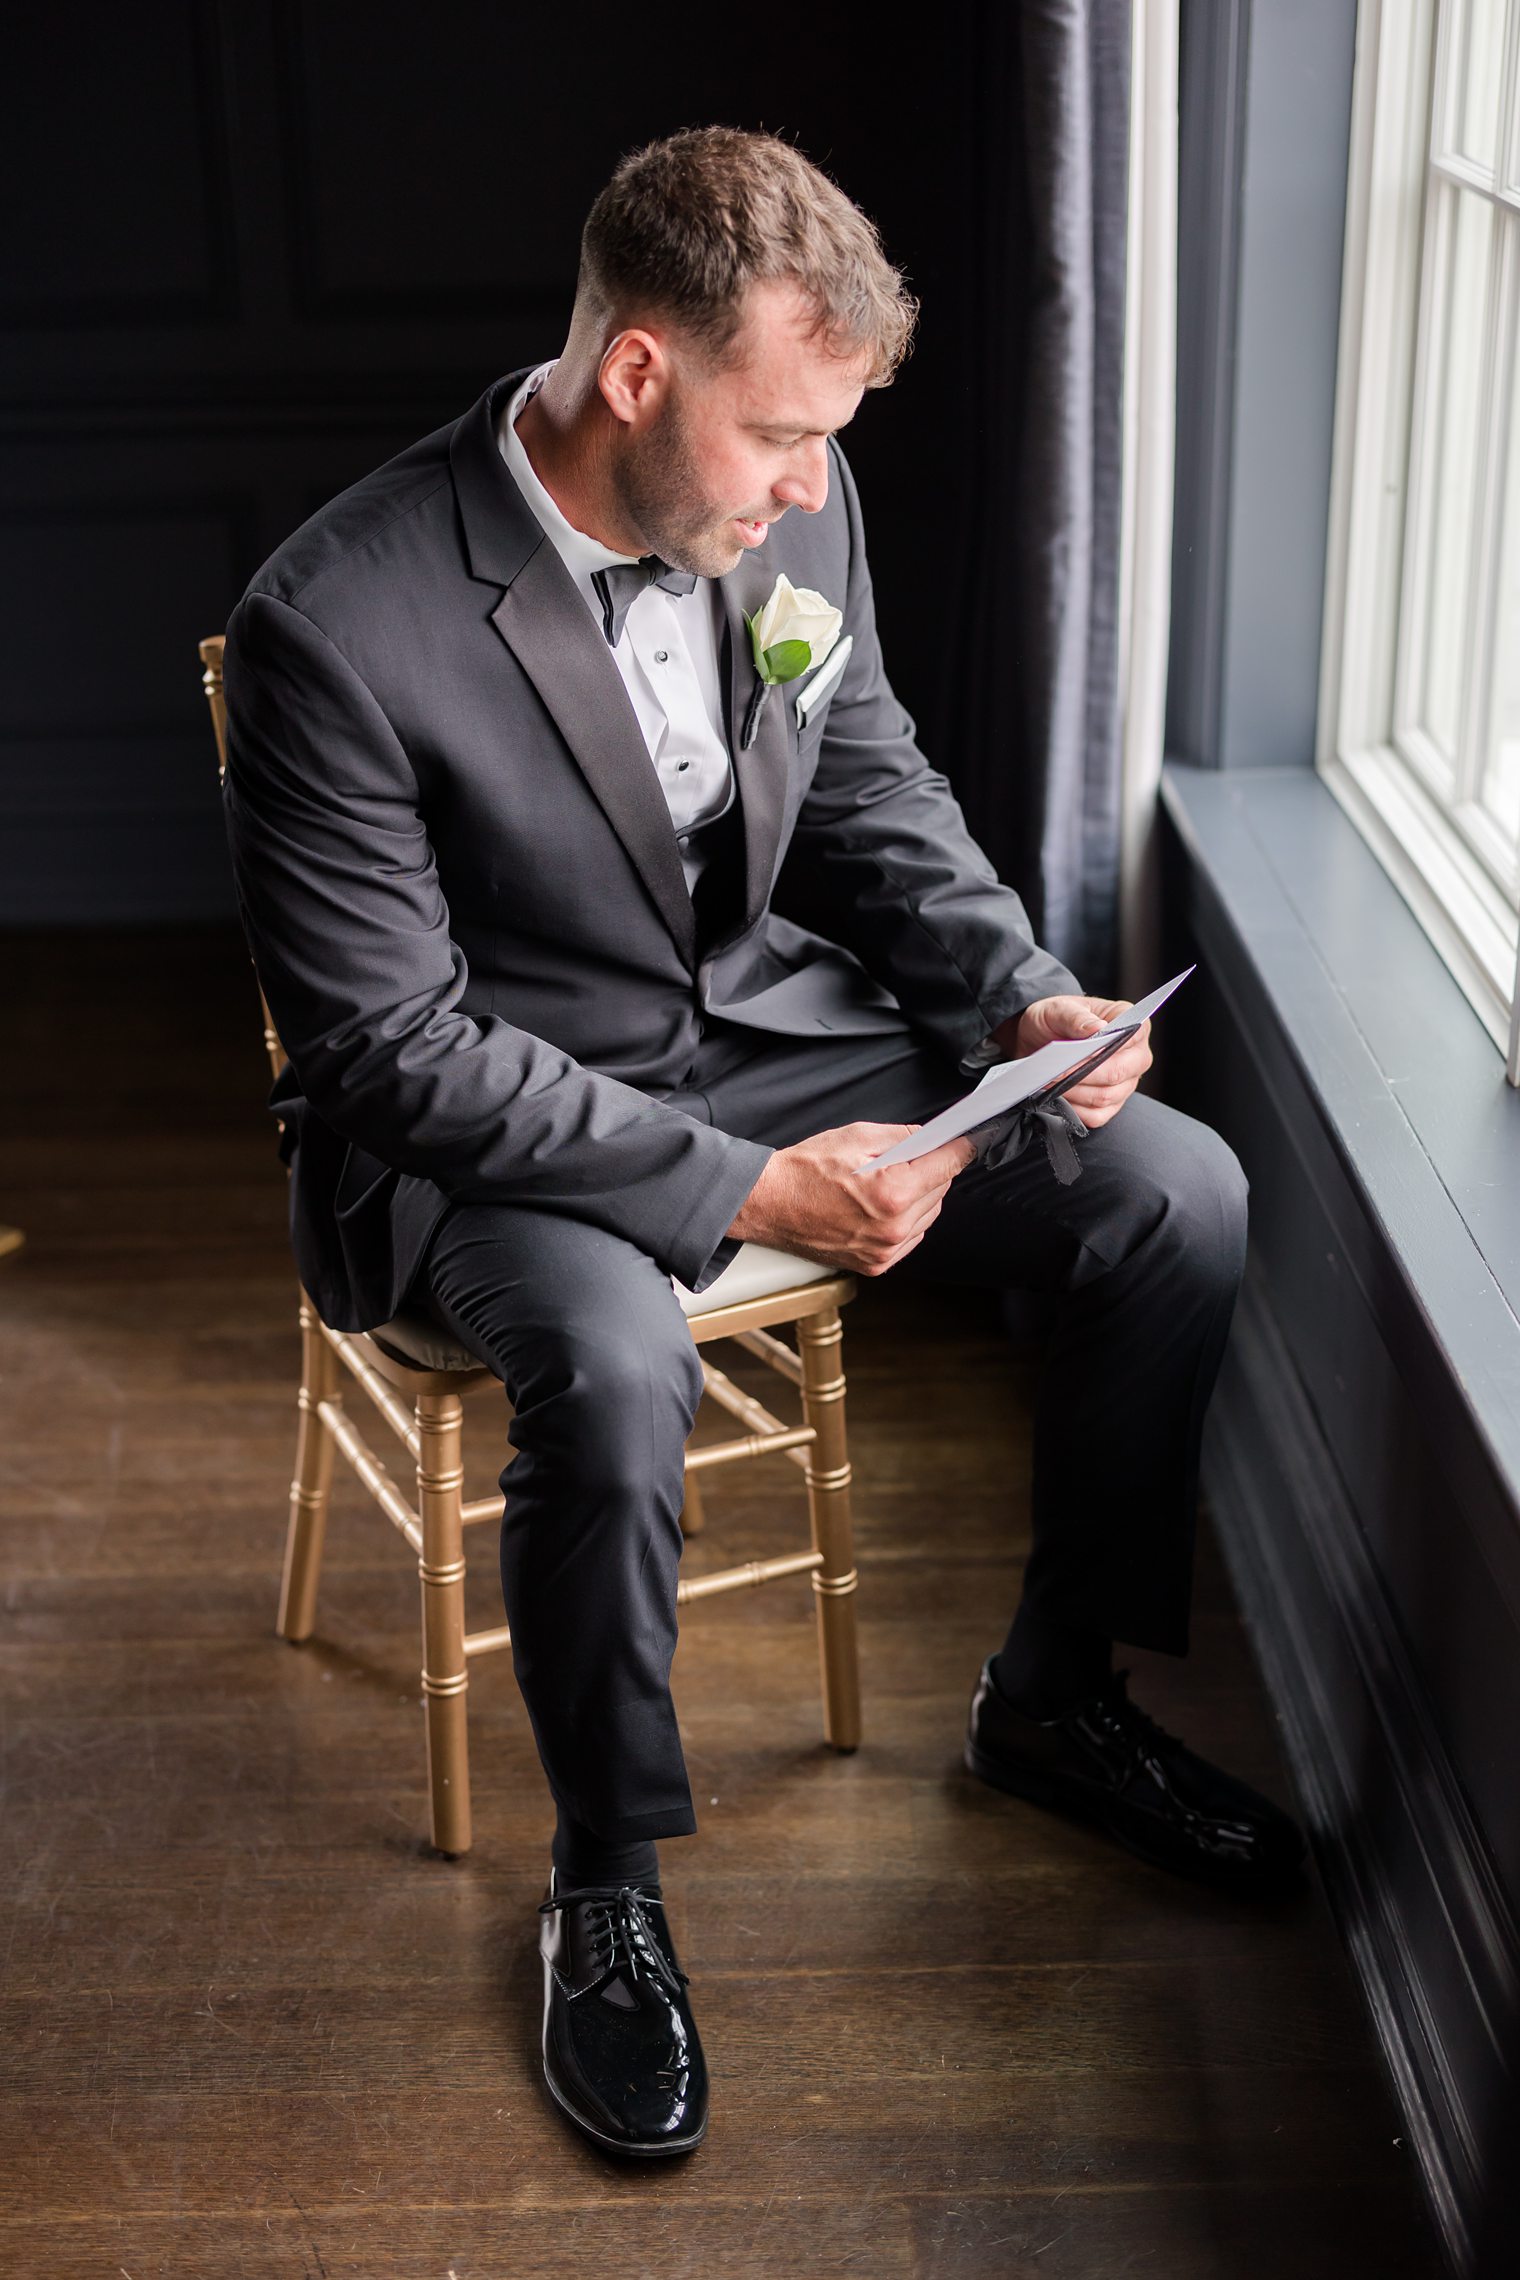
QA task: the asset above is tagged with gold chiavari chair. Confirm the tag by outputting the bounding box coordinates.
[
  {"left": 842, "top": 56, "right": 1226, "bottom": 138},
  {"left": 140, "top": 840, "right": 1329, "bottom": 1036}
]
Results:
[{"left": 200, "top": 634, "right": 862, "bottom": 1855}]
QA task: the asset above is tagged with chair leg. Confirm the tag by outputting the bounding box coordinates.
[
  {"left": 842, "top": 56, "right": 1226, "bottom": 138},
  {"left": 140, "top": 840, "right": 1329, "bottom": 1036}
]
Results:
[
  {"left": 277, "top": 1292, "right": 338, "bottom": 1642},
  {"left": 798, "top": 1307, "right": 861, "bottom": 1751},
  {"left": 680, "top": 1468, "right": 707, "bottom": 1537},
  {"left": 416, "top": 1387, "right": 472, "bottom": 1855}
]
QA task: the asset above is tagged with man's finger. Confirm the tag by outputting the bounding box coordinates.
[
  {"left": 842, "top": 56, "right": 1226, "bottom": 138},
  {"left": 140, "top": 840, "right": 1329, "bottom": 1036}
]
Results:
[
  {"left": 886, "top": 1144, "right": 969, "bottom": 1201},
  {"left": 849, "top": 1122, "right": 920, "bottom": 1153},
  {"left": 893, "top": 1188, "right": 947, "bottom": 1252},
  {"left": 1068, "top": 1026, "right": 1152, "bottom": 1090},
  {"left": 1041, "top": 996, "right": 1107, "bottom": 1038},
  {"left": 1067, "top": 1071, "right": 1143, "bottom": 1111},
  {"left": 1070, "top": 1053, "right": 1145, "bottom": 1096},
  {"left": 904, "top": 1135, "right": 978, "bottom": 1189},
  {"left": 926, "top": 1134, "right": 978, "bottom": 1177}
]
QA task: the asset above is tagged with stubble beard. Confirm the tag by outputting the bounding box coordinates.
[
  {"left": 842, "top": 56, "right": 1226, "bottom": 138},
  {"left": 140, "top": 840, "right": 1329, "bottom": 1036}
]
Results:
[{"left": 611, "top": 390, "right": 757, "bottom": 580}]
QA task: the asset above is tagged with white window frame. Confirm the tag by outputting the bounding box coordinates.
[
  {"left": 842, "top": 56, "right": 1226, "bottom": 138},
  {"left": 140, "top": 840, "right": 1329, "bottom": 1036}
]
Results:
[{"left": 1319, "top": 0, "right": 1520, "bottom": 1083}]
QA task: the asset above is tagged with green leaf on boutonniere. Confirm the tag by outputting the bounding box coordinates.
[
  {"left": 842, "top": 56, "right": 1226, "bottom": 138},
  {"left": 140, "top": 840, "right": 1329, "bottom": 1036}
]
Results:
[{"left": 761, "top": 638, "right": 812, "bottom": 684}]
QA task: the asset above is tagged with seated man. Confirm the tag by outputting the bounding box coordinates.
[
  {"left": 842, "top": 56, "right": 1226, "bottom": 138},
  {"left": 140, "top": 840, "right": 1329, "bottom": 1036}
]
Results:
[{"left": 222, "top": 125, "right": 1303, "bottom": 2161}]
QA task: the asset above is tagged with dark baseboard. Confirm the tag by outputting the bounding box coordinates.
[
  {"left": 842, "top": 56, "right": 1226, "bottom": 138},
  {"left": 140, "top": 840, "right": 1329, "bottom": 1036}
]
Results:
[{"left": 1204, "top": 1268, "right": 1520, "bottom": 2278}]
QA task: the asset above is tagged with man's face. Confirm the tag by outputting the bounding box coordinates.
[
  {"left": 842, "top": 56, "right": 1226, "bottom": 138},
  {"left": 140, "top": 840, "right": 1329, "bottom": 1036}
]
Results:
[{"left": 606, "top": 281, "right": 872, "bottom": 578}]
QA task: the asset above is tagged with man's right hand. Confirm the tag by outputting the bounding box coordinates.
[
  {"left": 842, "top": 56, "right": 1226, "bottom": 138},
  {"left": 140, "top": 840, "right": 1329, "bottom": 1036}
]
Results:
[{"left": 725, "top": 1122, "right": 978, "bottom": 1277}]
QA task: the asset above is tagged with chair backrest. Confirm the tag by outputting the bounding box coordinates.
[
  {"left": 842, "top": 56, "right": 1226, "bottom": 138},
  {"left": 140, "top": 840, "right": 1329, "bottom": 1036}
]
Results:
[
  {"left": 199, "top": 635, "right": 230, "bottom": 779},
  {"left": 199, "top": 633, "right": 289, "bottom": 1090}
]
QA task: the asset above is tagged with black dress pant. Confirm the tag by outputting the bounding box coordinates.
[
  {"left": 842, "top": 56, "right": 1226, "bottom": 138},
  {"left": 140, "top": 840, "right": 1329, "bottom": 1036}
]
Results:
[{"left": 404, "top": 1018, "right": 1248, "bottom": 1845}]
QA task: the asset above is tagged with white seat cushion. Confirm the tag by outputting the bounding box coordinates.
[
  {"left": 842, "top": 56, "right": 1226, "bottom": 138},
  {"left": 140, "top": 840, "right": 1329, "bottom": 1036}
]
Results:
[
  {"left": 674, "top": 1240, "right": 830, "bottom": 1318},
  {"left": 364, "top": 1243, "right": 831, "bottom": 1373}
]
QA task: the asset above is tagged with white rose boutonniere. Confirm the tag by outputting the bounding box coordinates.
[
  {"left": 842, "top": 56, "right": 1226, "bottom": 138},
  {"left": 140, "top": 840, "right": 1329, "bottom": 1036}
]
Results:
[{"left": 741, "top": 574, "right": 844, "bottom": 748}]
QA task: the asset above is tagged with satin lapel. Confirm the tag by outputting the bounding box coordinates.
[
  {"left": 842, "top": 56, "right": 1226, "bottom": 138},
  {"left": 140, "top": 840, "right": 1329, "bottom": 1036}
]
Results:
[
  {"left": 490, "top": 545, "right": 697, "bottom": 968},
  {"left": 719, "top": 553, "right": 792, "bottom": 938}
]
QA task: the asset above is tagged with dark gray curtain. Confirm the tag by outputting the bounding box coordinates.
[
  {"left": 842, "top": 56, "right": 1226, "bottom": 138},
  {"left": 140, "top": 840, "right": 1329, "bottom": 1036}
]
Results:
[{"left": 938, "top": 0, "right": 1131, "bottom": 988}]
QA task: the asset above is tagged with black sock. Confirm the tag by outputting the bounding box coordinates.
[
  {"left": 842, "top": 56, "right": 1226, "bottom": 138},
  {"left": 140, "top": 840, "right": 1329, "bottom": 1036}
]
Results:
[
  {"left": 991, "top": 1601, "right": 1112, "bottom": 1716},
  {"left": 552, "top": 1813, "right": 660, "bottom": 1894}
]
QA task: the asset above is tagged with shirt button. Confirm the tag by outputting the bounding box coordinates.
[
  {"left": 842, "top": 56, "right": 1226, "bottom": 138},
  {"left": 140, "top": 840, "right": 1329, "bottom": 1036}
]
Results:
[{"left": 654, "top": 649, "right": 669, "bottom": 663}]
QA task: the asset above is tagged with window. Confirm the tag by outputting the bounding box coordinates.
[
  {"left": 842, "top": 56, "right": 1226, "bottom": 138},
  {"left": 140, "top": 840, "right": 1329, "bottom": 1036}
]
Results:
[{"left": 1321, "top": 0, "right": 1520, "bottom": 1081}]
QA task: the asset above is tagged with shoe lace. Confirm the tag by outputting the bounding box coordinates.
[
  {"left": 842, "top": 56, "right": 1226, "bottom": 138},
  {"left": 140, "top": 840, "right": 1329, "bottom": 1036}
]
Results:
[
  {"left": 1091, "top": 1671, "right": 1265, "bottom": 1848},
  {"left": 538, "top": 1883, "right": 689, "bottom": 1999},
  {"left": 1092, "top": 1669, "right": 1184, "bottom": 1757}
]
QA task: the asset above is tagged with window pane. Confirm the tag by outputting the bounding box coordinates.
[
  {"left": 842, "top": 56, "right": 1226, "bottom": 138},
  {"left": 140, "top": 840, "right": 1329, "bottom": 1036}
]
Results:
[
  {"left": 1448, "top": 0, "right": 1507, "bottom": 171},
  {"left": 1480, "top": 335, "right": 1520, "bottom": 848},
  {"left": 1419, "top": 187, "right": 1495, "bottom": 759}
]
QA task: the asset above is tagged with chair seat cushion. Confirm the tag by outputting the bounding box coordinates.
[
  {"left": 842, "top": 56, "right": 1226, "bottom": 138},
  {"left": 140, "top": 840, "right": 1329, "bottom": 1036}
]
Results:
[
  {"left": 674, "top": 1242, "right": 830, "bottom": 1318},
  {"left": 366, "top": 1244, "right": 830, "bottom": 1372}
]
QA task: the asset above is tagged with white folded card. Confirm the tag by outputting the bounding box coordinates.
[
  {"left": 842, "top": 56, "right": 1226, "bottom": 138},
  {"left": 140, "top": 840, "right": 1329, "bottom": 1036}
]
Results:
[{"left": 860, "top": 966, "right": 1196, "bottom": 1171}]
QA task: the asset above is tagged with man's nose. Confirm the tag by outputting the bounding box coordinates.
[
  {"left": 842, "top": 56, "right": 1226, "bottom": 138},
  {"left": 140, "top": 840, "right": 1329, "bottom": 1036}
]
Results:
[{"left": 772, "top": 441, "right": 831, "bottom": 516}]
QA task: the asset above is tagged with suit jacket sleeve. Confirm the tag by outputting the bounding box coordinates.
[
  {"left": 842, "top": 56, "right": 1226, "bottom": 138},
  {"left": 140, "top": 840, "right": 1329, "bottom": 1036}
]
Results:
[
  {"left": 221, "top": 591, "right": 771, "bottom": 1292},
  {"left": 771, "top": 442, "right": 1083, "bottom": 1064}
]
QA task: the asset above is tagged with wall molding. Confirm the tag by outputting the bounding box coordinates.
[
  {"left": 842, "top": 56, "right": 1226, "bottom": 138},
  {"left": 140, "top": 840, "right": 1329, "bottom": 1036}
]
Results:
[
  {"left": 0, "top": 1, "right": 238, "bottom": 329},
  {"left": 270, "top": 0, "right": 568, "bottom": 325},
  {"left": 1205, "top": 1269, "right": 1520, "bottom": 2275},
  {"left": 0, "top": 495, "right": 258, "bottom": 741},
  {"left": 0, "top": 378, "right": 498, "bottom": 443}
]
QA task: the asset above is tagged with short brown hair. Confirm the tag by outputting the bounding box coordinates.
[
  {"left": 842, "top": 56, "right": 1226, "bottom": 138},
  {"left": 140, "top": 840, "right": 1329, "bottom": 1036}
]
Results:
[{"left": 577, "top": 126, "right": 918, "bottom": 386}]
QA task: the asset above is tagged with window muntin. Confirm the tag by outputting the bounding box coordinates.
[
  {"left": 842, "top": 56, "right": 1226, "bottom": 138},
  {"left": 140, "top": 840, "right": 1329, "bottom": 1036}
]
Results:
[{"left": 1320, "top": 0, "right": 1520, "bottom": 1079}]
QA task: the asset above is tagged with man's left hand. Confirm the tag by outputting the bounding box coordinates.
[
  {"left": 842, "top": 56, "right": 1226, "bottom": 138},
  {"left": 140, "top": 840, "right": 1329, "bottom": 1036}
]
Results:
[{"left": 990, "top": 995, "right": 1153, "bottom": 1130}]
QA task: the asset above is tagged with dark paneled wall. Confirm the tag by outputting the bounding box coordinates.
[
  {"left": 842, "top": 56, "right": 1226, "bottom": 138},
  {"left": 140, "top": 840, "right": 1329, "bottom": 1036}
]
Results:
[
  {"left": 1161, "top": 770, "right": 1520, "bottom": 2278},
  {"left": 2, "top": 2, "right": 978, "bottom": 924}
]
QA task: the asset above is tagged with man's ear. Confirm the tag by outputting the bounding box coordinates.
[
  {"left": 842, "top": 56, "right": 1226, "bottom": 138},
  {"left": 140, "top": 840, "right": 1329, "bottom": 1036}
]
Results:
[{"left": 599, "top": 329, "right": 665, "bottom": 428}]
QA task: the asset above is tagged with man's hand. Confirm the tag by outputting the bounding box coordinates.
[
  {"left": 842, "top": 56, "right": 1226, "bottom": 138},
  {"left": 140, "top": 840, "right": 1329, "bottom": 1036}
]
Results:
[
  {"left": 990, "top": 994, "right": 1153, "bottom": 1130},
  {"left": 726, "top": 1121, "right": 977, "bottom": 1276}
]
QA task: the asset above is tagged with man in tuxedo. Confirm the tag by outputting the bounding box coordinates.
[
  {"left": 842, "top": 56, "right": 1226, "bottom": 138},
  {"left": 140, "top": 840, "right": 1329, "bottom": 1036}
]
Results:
[{"left": 222, "top": 126, "right": 1302, "bottom": 2160}]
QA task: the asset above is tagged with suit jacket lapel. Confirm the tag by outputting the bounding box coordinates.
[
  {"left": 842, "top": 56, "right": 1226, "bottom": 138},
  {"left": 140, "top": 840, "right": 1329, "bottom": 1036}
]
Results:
[
  {"left": 491, "top": 551, "right": 698, "bottom": 968},
  {"left": 452, "top": 375, "right": 698, "bottom": 968},
  {"left": 718, "top": 552, "right": 792, "bottom": 942}
]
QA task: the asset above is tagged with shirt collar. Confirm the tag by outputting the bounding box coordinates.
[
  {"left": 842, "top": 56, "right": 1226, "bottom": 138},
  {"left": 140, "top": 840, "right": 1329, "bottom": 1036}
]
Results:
[{"left": 497, "top": 360, "right": 643, "bottom": 579}]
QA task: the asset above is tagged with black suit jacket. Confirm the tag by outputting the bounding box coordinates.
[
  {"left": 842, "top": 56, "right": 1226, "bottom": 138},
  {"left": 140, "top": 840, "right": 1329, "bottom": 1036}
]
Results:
[{"left": 220, "top": 368, "right": 1079, "bottom": 1330}]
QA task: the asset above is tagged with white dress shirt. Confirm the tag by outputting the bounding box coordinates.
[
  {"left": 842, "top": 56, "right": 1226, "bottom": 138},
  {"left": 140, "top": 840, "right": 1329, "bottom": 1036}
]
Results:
[{"left": 498, "top": 362, "right": 735, "bottom": 894}]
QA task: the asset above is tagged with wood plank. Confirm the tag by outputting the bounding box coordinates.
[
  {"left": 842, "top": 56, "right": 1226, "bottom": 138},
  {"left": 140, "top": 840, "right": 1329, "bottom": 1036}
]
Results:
[
  {"left": 0, "top": 2069, "right": 1429, "bottom": 2210},
  {"left": 0, "top": 1863, "right": 1338, "bottom": 1988}
]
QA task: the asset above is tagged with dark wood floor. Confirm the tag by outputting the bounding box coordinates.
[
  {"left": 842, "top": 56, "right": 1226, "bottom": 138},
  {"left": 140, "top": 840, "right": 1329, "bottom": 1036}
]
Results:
[{"left": 0, "top": 926, "right": 1444, "bottom": 2279}]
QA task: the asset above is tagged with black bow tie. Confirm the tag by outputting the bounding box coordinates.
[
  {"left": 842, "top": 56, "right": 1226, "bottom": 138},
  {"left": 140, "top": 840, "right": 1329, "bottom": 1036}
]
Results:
[{"left": 591, "top": 555, "right": 699, "bottom": 647}]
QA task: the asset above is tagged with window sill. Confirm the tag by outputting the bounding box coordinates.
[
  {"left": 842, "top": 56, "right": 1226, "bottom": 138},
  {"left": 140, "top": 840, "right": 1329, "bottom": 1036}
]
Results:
[
  {"left": 1320, "top": 745, "right": 1518, "bottom": 1057},
  {"left": 1160, "top": 759, "right": 1520, "bottom": 1499}
]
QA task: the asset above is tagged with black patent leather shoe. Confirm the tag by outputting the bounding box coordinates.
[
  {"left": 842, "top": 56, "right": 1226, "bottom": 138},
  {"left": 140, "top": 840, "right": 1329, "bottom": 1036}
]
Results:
[
  {"left": 965, "top": 1659, "right": 1306, "bottom": 1897},
  {"left": 538, "top": 1875, "right": 708, "bottom": 2157}
]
